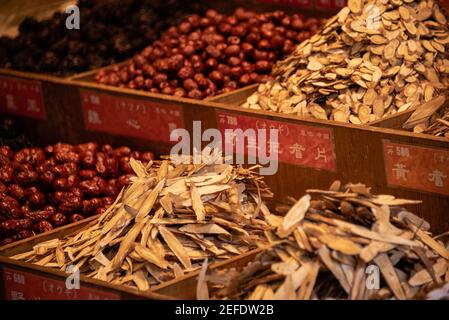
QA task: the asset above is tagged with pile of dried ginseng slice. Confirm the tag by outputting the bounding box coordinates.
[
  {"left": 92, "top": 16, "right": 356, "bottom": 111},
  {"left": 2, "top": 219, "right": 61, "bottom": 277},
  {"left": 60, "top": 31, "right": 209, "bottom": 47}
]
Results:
[
  {"left": 242, "top": 0, "right": 449, "bottom": 124},
  {"left": 11, "top": 153, "right": 272, "bottom": 291},
  {"left": 198, "top": 181, "right": 449, "bottom": 300}
]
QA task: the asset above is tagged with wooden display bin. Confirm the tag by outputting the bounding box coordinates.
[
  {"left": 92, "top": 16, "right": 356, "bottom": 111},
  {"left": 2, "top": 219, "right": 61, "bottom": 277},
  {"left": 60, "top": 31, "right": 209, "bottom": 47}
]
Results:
[
  {"left": 2, "top": 68, "right": 449, "bottom": 232},
  {"left": 0, "top": 218, "right": 261, "bottom": 300}
]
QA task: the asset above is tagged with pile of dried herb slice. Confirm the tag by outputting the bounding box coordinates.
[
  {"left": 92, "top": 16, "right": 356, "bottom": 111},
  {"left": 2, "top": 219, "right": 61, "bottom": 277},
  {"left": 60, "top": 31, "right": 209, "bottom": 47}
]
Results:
[
  {"left": 198, "top": 181, "right": 449, "bottom": 300},
  {"left": 11, "top": 154, "right": 273, "bottom": 291},
  {"left": 242, "top": 0, "right": 449, "bottom": 124}
]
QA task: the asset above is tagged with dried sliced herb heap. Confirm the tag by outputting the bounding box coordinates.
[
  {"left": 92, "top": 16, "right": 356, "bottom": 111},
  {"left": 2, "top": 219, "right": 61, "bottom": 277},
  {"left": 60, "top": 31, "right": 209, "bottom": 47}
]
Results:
[
  {"left": 403, "top": 95, "right": 449, "bottom": 138},
  {"left": 242, "top": 0, "right": 449, "bottom": 124},
  {"left": 11, "top": 153, "right": 272, "bottom": 290},
  {"left": 199, "top": 181, "right": 449, "bottom": 300}
]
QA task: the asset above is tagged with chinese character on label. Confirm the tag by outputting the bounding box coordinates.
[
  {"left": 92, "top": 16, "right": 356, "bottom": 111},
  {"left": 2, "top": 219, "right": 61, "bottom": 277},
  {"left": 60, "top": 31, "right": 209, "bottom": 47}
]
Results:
[
  {"left": 314, "top": 148, "right": 328, "bottom": 162},
  {"left": 290, "top": 143, "right": 305, "bottom": 159},
  {"left": 387, "top": 146, "right": 394, "bottom": 155},
  {"left": 392, "top": 163, "right": 409, "bottom": 181},
  {"left": 396, "top": 146, "right": 410, "bottom": 158},
  {"left": 26, "top": 99, "right": 39, "bottom": 112},
  {"left": 6, "top": 94, "right": 17, "bottom": 110},
  {"left": 13, "top": 273, "right": 25, "bottom": 285},
  {"left": 428, "top": 170, "right": 447, "bottom": 187},
  {"left": 11, "top": 291, "right": 25, "bottom": 300},
  {"left": 126, "top": 119, "right": 141, "bottom": 130},
  {"left": 227, "top": 116, "right": 237, "bottom": 126},
  {"left": 87, "top": 110, "right": 102, "bottom": 124},
  {"left": 89, "top": 95, "right": 100, "bottom": 105}
]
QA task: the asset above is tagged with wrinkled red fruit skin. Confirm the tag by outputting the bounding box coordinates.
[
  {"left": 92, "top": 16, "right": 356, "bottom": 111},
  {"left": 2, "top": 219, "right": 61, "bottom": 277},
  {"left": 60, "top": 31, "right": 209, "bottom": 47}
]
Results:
[
  {"left": 94, "top": 9, "right": 324, "bottom": 98},
  {"left": 0, "top": 143, "right": 155, "bottom": 244}
]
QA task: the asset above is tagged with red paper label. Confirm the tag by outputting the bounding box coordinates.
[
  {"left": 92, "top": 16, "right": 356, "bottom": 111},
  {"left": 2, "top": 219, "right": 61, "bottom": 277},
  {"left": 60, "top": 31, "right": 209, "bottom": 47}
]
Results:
[
  {"left": 81, "top": 90, "right": 184, "bottom": 143},
  {"left": 0, "top": 76, "right": 45, "bottom": 119},
  {"left": 256, "top": 0, "right": 313, "bottom": 7},
  {"left": 383, "top": 140, "right": 449, "bottom": 196},
  {"left": 2, "top": 266, "right": 119, "bottom": 300},
  {"left": 217, "top": 112, "right": 336, "bottom": 171}
]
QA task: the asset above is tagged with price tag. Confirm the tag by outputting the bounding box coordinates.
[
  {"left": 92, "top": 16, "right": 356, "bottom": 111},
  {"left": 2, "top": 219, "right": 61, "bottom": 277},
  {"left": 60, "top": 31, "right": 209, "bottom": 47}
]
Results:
[
  {"left": 256, "top": 0, "right": 313, "bottom": 7},
  {"left": 383, "top": 140, "right": 449, "bottom": 196},
  {"left": 2, "top": 266, "right": 119, "bottom": 300},
  {"left": 217, "top": 112, "right": 336, "bottom": 171},
  {"left": 0, "top": 76, "right": 45, "bottom": 119},
  {"left": 81, "top": 90, "right": 184, "bottom": 143}
]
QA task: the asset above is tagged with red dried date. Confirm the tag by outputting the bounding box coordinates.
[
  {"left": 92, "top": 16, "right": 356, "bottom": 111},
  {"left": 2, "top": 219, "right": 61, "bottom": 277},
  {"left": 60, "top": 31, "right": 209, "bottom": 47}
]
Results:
[
  {"left": 118, "top": 157, "right": 133, "bottom": 174},
  {"left": 114, "top": 146, "right": 131, "bottom": 157},
  {"left": 104, "top": 180, "right": 119, "bottom": 197},
  {"left": 118, "top": 174, "right": 134, "bottom": 189},
  {"left": 81, "top": 151, "right": 96, "bottom": 168},
  {"left": 102, "top": 197, "right": 114, "bottom": 206},
  {"left": 8, "top": 184, "right": 27, "bottom": 201},
  {"left": 40, "top": 171, "right": 55, "bottom": 185},
  {"left": 95, "top": 153, "right": 107, "bottom": 176},
  {"left": 34, "top": 220, "right": 53, "bottom": 234},
  {"left": 44, "top": 205, "right": 56, "bottom": 214},
  {"left": 0, "top": 146, "right": 13, "bottom": 160},
  {"left": 53, "top": 178, "right": 69, "bottom": 191},
  {"left": 25, "top": 210, "right": 52, "bottom": 222},
  {"left": 28, "top": 190, "right": 46, "bottom": 209},
  {"left": 21, "top": 204, "right": 32, "bottom": 215},
  {"left": 53, "top": 163, "right": 78, "bottom": 177},
  {"left": 16, "top": 170, "right": 39, "bottom": 185},
  {"left": 106, "top": 157, "right": 119, "bottom": 176},
  {"left": 50, "top": 213, "right": 67, "bottom": 227},
  {"left": 79, "top": 179, "right": 101, "bottom": 195},
  {"left": 95, "top": 207, "right": 107, "bottom": 215},
  {"left": 67, "top": 174, "right": 79, "bottom": 188},
  {"left": 55, "top": 151, "right": 80, "bottom": 163},
  {"left": 82, "top": 198, "right": 102, "bottom": 215},
  {"left": 0, "top": 219, "right": 32, "bottom": 236},
  {"left": 60, "top": 194, "right": 83, "bottom": 213},
  {"left": 0, "top": 165, "right": 14, "bottom": 183},
  {"left": 0, "top": 195, "right": 22, "bottom": 219},
  {"left": 69, "top": 213, "right": 84, "bottom": 223},
  {"left": 139, "top": 151, "right": 155, "bottom": 163},
  {"left": 13, "top": 229, "right": 34, "bottom": 241},
  {"left": 79, "top": 169, "right": 97, "bottom": 180},
  {"left": 0, "top": 181, "right": 7, "bottom": 193},
  {"left": 13, "top": 148, "right": 45, "bottom": 165},
  {"left": 77, "top": 142, "right": 98, "bottom": 154}
]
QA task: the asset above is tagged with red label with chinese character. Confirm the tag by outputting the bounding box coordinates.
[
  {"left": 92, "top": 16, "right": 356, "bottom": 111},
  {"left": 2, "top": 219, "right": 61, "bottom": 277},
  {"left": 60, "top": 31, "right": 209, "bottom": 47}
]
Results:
[
  {"left": 217, "top": 112, "right": 336, "bottom": 171},
  {"left": 383, "top": 140, "right": 449, "bottom": 197},
  {"left": 256, "top": 0, "right": 313, "bottom": 7},
  {"left": 2, "top": 266, "right": 119, "bottom": 300},
  {"left": 81, "top": 90, "right": 184, "bottom": 143},
  {"left": 0, "top": 76, "right": 45, "bottom": 119}
]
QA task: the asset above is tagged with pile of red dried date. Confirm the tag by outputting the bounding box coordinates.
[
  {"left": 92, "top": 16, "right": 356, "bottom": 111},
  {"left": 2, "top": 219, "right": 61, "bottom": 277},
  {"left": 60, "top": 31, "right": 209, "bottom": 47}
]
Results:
[
  {"left": 95, "top": 8, "right": 325, "bottom": 98},
  {"left": 0, "top": 143, "right": 154, "bottom": 246}
]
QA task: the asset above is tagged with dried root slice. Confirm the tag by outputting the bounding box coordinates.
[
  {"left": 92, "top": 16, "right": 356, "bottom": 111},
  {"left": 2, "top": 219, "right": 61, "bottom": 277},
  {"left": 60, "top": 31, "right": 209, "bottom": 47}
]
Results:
[
  {"left": 199, "top": 181, "right": 449, "bottom": 300},
  {"left": 243, "top": 0, "right": 449, "bottom": 125},
  {"left": 12, "top": 152, "right": 273, "bottom": 291}
]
